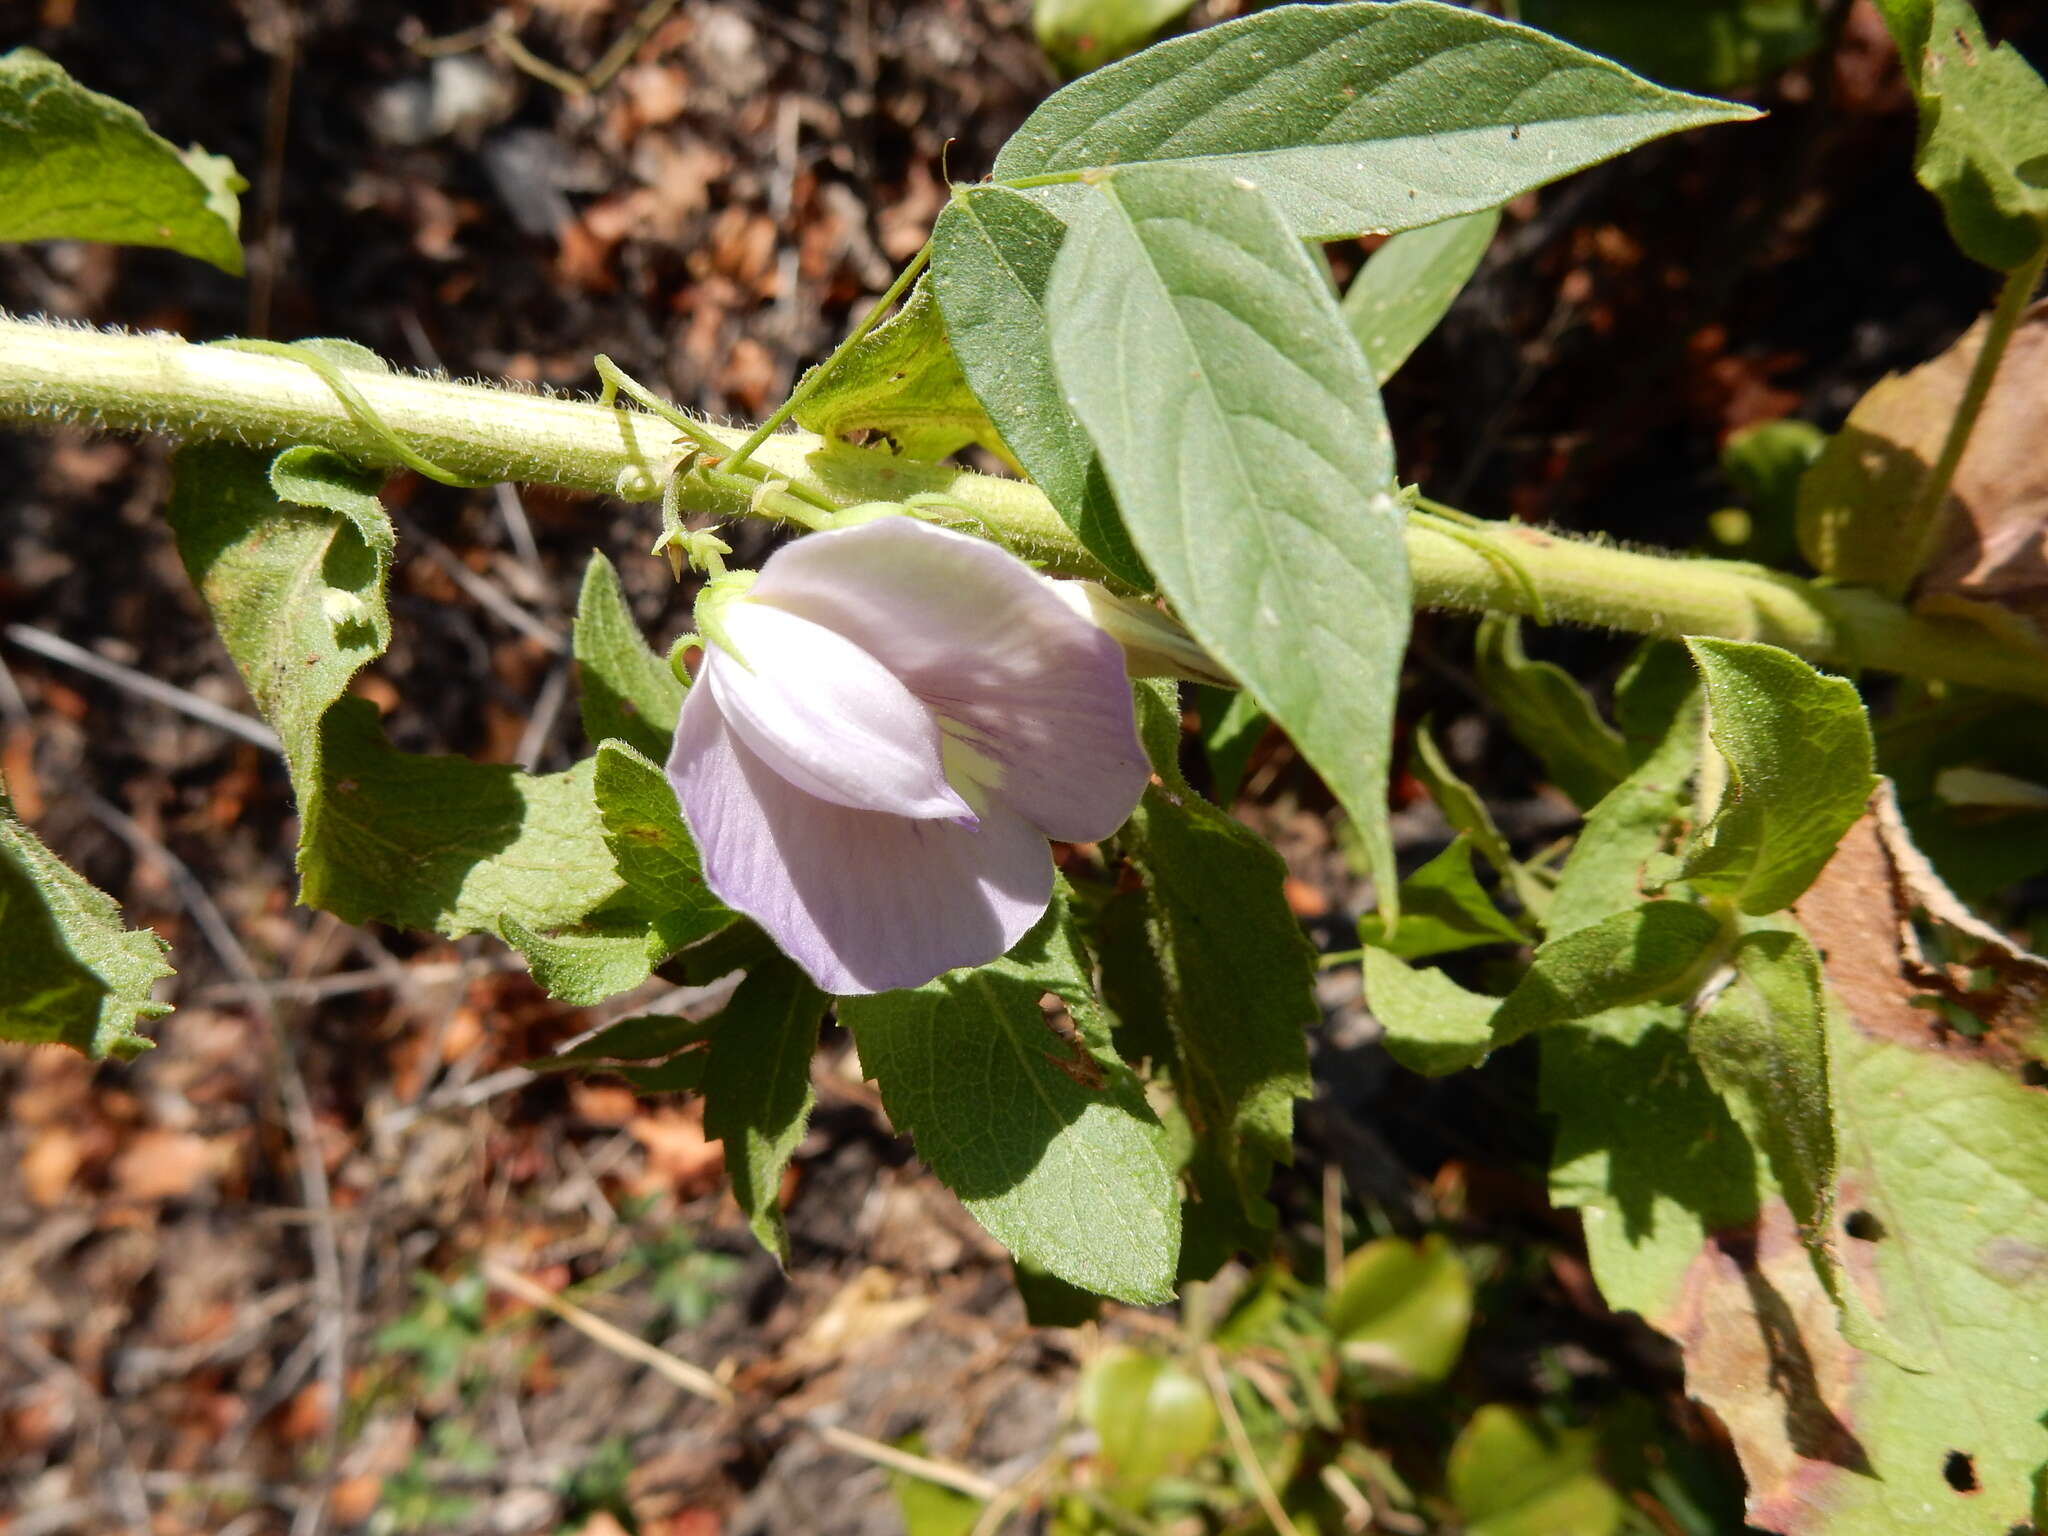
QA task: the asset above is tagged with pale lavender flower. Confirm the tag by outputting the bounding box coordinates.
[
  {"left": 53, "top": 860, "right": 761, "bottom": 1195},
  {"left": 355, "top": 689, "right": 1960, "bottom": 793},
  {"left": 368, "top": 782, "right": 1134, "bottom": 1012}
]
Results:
[{"left": 666, "top": 517, "right": 1149, "bottom": 995}]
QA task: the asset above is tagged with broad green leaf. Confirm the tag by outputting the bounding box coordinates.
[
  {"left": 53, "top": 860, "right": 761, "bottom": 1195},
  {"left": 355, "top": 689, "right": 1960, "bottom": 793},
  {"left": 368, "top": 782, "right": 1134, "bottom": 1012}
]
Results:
[
  {"left": 1474, "top": 616, "right": 1631, "bottom": 810},
  {"left": 1708, "top": 417, "right": 1823, "bottom": 565},
  {"left": 1611, "top": 639, "right": 1699, "bottom": 767},
  {"left": 302, "top": 699, "right": 625, "bottom": 936},
  {"left": 1050, "top": 165, "right": 1408, "bottom": 904},
  {"left": 591, "top": 740, "right": 731, "bottom": 952},
  {"left": 791, "top": 279, "right": 1006, "bottom": 463},
  {"left": 1543, "top": 1000, "right": 1762, "bottom": 1316},
  {"left": 701, "top": 957, "right": 826, "bottom": 1262},
  {"left": 0, "top": 779, "right": 170, "bottom": 1060},
  {"left": 929, "top": 186, "right": 1150, "bottom": 588},
  {"left": 1362, "top": 948, "right": 1498, "bottom": 1078},
  {"left": 1520, "top": 0, "right": 1825, "bottom": 93},
  {"left": 168, "top": 443, "right": 391, "bottom": 799},
  {"left": 1728, "top": 981, "right": 2048, "bottom": 1531},
  {"left": 840, "top": 900, "right": 1180, "bottom": 1303},
  {"left": 1076, "top": 1346, "right": 1219, "bottom": 1500},
  {"left": 169, "top": 445, "right": 661, "bottom": 970},
  {"left": 1447, "top": 1406, "right": 1624, "bottom": 1536},
  {"left": 1690, "top": 928, "right": 1832, "bottom": 1248},
  {"left": 1410, "top": 720, "right": 1550, "bottom": 919},
  {"left": 1549, "top": 682, "right": 1701, "bottom": 935},
  {"left": 1368, "top": 899, "right": 1721, "bottom": 1077},
  {"left": 1659, "top": 806, "right": 2048, "bottom": 1530},
  {"left": 1327, "top": 1235, "right": 1473, "bottom": 1388},
  {"left": 501, "top": 918, "right": 662, "bottom": 1007},
  {"left": 268, "top": 445, "right": 397, "bottom": 556},
  {"left": 1538, "top": 689, "right": 1758, "bottom": 1319},
  {"left": 0, "top": 48, "right": 244, "bottom": 273},
  {"left": 1356, "top": 836, "right": 1526, "bottom": 961},
  {"left": 524, "top": 1011, "right": 721, "bottom": 1071},
  {"left": 1664, "top": 639, "right": 1874, "bottom": 916},
  {"left": 1536, "top": 694, "right": 1755, "bottom": 1318},
  {"left": 1121, "top": 785, "right": 1317, "bottom": 1234},
  {"left": 575, "top": 552, "right": 682, "bottom": 762},
  {"left": 1034, "top": 0, "right": 1198, "bottom": 78},
  {"left": 498, "top": 739, "right": 731, "bottom": 1004},
  {"left": 1872, "top": 0, "right": 2048, "bottom": 271},
  {"left": 1342, "top": 209, "right": 1499, "bottom": 384},
  {"left": 1690, "top": 923, "right": 1909, "bottom": 1363},
  {"left": 994, "top": 1, "right": 1756, "bottom": 241},
  {"left": 1492, "top": 900, "right": 1723, "bottom": 1044},
  {"left": 1193, "top": 684, "right": 1266, "bottom": 805},
  {"left": 1654, "top": 956, "right": 2048, "bottom": 1529}
]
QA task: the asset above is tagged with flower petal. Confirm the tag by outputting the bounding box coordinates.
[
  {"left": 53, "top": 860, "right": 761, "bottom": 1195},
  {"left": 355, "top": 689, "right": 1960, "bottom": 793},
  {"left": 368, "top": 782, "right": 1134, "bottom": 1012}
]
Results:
[
  {"left": 668, "top": 685, "right": 1053, "bottom": 994},
  {"left": 706, "top": 599, "right": 971, "bottom": 821},
  {"left": 750, "top": 519, "right": 1149, "bottom": 843}
]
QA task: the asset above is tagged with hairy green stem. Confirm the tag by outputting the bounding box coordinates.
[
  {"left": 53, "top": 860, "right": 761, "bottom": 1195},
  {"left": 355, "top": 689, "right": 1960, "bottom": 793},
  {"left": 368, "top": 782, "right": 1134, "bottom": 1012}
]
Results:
[
  {"left": 1, "top": 313, "right": 2044, "bottom": 704},
  {"left": 1893, "top": 246, "right": 2048, "bottom": 597}
]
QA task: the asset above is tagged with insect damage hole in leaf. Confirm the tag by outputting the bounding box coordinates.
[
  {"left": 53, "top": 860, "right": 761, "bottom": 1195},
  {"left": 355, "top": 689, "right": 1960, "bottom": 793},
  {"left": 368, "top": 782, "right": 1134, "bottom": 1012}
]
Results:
[{"left": 1943, "top": 1449, "right": 1978, "bottom": 1493}]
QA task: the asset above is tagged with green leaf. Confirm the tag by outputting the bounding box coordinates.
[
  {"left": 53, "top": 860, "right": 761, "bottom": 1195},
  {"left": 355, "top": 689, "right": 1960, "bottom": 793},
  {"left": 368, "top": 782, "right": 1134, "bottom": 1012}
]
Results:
[
  {"left": 701, "top": 957, "right": 826, "bottom": 1263},
  {"left": 1033, "top": 0, "right": 1198, "bottom": 78},
  {"left": 1537, "top": 690, "right": 1756, "bottom": 1320},
  {"left": 994, "top": 1, "right": 1756, "bottom": 241},
  {"left": 1549, "top": 682, "right": 1701, "bottom": 936},
  {"left": 1121, "top": 785, "right": 1317, "bottom": 1235},
  {"left": 1872, "top": 0, "right": 2048, "bottom": 271},
  {"left": 1193, "top": 684, "right": 1266, "bottom": 805},
  {"left": 1342, "top": 209, "right": 1499, "bottom": 384},
  {"left": 0, "top": 780, "right": 170, "bottom": 1060},
  {"left": 1327, "top": 1235, "right": 1474, "bottom": 1388},
  {"left": 170, "top": 444, "right": 678, "bottom": 978},
  {"left": 1493, "top": 899, "right": 1724, "bottom": 1043},
  {"left": 524, "top": 1011, "right": 721, "bottom": 1071},
  {"left": 0, "top": 48, "right": 244, "bottom": 273},
  {"left": 1474, "top": 615, "right": 1630, "bottom": 811},
  {"left": 792, "top": 279, "right": 1006, "bottom": 463},
  {"left": 839, "top": 898, "right": 1180, "bottom": 1303},
  {"left": 575, "top": 552, "right": 682, "bottom": 763},
  {"left": 929, "top": 186, "right": 1150, "bottom": 588},
  {"left": 168, "top": 442, "right": 391, "bottom": 798},
  {"left": 1663, "top": 639, "right": 1875, "bottom": 916},
  {"left": 1356, "top": 836, "right": 1527, "bottom": 961},
  {"left": 1520, "top": 0, "right": 1826, "bottom": 94},
  {"left": 1744, "top": 984, "right": 2048, "bottom": 1529},
  {"left": 1689, "top": 923, "right": 1909, "bottom": 1364},
  {"left": 302, "top": 699, "right": 626, "bottom": 936},
  {"left": 1447, "top": 1406, "right": 1624, "bottom": 1536},
  {"left": 591, "top": 740, "right": 731, "bottom": 952},
  {"left": 1362, "top": 948, "right": 1499, "bottom": 1078},
  {"left": 1050, "top": 165, "right": 1409, "bottom": 906},
  {"left": 1709, "top": 417, "right": 1824, "bottom": 564},
  {"left": 1076, "top": 1345, "right": 1219, "bottom": 1499},
  {"left": 1366, "top": 899, "right": 1721, "bottom": 1077},
  {"left": 1410, "top": 719, "right": 1551, "bottom": 919},
  {"left": 501, "top": 919, "right": 662, "bottom": 1008}
]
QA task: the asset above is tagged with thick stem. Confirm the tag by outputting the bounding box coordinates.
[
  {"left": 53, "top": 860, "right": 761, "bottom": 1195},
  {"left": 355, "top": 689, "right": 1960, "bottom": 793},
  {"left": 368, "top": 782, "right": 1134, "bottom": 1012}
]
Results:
[
  {"left": 2, "top": 313, "right": 2044, "bottom": 703},
  {"left": 1894, "top": 246, "right": 2048, "bottom": 596}
]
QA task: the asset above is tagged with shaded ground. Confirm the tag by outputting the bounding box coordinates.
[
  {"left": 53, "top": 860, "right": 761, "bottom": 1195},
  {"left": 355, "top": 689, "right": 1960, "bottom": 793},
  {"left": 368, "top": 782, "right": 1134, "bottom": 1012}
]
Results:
[{"left": 3, "top": 1, "right": 2042, "bottom": 1532}]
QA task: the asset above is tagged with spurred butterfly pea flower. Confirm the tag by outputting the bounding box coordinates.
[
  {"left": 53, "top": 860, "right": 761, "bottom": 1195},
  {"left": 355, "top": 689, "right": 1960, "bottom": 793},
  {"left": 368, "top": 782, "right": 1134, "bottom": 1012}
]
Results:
[{"left": 666, "top": 516, "right": 1150, "bottom": 995}]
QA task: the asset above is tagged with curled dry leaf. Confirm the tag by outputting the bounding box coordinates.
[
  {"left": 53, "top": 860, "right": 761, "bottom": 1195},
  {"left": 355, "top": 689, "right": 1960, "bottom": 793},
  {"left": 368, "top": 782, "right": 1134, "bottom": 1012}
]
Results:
[{"left": 1800, "top": 302, "right": 2048, "bottom": 642}]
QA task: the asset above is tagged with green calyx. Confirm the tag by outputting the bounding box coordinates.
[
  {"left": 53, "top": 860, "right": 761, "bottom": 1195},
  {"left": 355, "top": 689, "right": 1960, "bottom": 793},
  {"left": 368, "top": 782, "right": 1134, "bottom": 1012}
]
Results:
[{"left": 693, "top": 570, "right": 760, "bottom": 671}]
